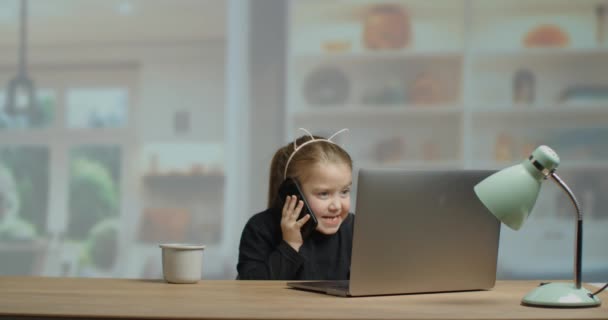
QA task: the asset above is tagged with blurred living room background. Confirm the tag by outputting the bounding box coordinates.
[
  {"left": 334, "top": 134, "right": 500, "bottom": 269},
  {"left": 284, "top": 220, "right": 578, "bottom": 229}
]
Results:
[{"left": 0, "top": 0, "right": 606, "bottom": 281}]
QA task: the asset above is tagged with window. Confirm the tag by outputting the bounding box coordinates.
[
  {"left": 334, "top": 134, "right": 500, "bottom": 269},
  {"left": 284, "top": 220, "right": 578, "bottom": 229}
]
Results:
[
  {"left": 0, "top": 90, "right": 56, "bottom": 130},
  {"left": 67, "top": 88, "right": 128, "bottom": 129},
  {"left": 0, "top": 67, "right": 135, "bottom": 276}
]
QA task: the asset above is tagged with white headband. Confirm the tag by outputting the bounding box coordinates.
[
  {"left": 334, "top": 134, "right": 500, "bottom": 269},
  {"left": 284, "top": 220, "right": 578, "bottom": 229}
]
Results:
[{"left": 283, "top": 128, "right": 349, "bottom": 179}]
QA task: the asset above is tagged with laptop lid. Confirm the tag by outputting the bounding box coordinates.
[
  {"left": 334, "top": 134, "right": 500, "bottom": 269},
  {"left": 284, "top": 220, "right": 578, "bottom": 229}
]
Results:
[{"left": 347, "top": 169, "right": 500, "bottom": 296}]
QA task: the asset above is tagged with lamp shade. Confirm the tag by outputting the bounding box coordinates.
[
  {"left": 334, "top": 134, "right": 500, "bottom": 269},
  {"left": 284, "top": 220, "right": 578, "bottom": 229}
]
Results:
[{"left": 474, "top": 146, "right": 560, "bottom": 230}]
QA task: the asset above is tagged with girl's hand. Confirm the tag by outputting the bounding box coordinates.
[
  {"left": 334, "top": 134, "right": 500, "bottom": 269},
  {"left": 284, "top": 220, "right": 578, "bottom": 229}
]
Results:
[{"left": 280, "top": 195, "right": 311, "bottom": 251}]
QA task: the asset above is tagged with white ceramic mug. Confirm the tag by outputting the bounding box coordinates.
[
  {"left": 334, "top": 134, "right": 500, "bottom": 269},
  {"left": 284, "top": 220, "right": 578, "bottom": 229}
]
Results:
[{"left": 159, "top": 244, "right": 205, "bottom": 284}]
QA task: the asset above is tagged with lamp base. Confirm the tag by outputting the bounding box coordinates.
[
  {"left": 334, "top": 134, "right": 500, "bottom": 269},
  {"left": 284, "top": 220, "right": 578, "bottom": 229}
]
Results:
[{"left": 522, "top": 282, "right": 601, "bottom": 308}]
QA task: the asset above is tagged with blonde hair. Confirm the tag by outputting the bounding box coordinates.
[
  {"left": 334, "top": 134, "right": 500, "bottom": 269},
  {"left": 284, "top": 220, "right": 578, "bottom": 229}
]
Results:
[{"left": 267, "top": 134, "right": 352, "bottom": 208}]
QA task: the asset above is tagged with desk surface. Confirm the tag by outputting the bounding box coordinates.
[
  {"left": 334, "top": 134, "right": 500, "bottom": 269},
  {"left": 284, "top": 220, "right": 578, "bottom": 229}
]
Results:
[{"left": 0, "top": 277, "right": 606, "bottom": 320}]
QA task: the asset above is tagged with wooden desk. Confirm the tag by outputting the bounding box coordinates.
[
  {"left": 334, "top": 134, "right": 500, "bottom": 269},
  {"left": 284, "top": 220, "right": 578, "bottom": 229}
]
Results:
[{"left": 0, "top": 277, "right": 606, "bottom": 320}]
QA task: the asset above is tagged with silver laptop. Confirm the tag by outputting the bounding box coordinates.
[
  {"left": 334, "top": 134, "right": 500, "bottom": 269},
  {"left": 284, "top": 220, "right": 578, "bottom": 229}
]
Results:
[{"left": 287, "top": 169, "right": 500, "bottom": 297}]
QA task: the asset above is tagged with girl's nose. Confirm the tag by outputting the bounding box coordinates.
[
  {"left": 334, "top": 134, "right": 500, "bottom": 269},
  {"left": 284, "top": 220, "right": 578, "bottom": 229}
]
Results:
[{"left": 329, "top": 197, "right": 341, "bottom": 211}]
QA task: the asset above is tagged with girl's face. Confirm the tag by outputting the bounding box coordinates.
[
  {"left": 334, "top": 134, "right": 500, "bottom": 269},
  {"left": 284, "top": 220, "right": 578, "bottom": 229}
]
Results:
[{"left": 300, "top": 162, "right": 352, "bottom": 235}]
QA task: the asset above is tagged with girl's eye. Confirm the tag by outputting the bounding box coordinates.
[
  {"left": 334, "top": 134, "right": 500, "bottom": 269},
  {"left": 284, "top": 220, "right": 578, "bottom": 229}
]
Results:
[
  {"left": 341, "top": 189, "right": 351, "bottom": 196},
  {"left": 317, "top": 192, "right": 329, "bottom": 198}
]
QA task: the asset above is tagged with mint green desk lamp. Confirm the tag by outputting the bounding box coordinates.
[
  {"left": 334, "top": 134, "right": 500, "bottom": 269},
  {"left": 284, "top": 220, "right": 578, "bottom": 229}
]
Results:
[{"left": 474, "top": 145, "right": 605, "bottom": 307}]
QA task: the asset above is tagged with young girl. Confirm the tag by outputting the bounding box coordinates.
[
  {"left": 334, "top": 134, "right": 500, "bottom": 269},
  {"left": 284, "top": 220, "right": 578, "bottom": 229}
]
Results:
[{"left": 237, "top": 129, "right": 354, "bottom": 280}]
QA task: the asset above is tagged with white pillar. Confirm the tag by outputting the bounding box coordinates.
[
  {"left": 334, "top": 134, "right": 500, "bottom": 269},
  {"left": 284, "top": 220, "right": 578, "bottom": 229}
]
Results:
[{"left": 222, "top": 0, "right": 251, "bottom": 280}]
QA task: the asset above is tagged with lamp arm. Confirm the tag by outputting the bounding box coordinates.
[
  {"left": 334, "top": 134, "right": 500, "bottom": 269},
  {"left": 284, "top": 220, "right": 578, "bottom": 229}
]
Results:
[{"left": 549, "top": 172, "right": 582, "bottom": 290}]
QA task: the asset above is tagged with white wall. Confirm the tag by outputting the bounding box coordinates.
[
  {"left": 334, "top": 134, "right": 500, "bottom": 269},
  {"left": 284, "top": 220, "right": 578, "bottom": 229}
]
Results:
[{"left": 137, "top": 46, "right": 225, "bottom": 142}]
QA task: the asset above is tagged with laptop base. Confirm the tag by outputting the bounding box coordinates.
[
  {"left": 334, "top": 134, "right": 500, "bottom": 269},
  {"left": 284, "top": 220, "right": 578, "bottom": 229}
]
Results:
[{"left": 287, "top": 280, "right": 350, "bottom": 297}]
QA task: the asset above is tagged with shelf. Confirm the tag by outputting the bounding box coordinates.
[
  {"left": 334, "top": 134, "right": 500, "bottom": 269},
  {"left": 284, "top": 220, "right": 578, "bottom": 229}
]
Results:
[
  {"left": 559, "top": 162, "right": 608, "bottom": 171},
  {"left": 472, "top": 105, "right": 608, "bottom": 115},
  {"left": 472, "top": 161, "right": 608, "bottom": 171},
  {"left": 0, "top": 129, "right": 132, "bottom": 145},
  {"left": 292, "top": 108, "right": 463, "bottom": 129},
  {"left": 142, "top": 172, "right": 224, "bottom": 185},
  {"left": 472, "top": 47, "right": 608, "bottom": 57},
  {"left": 357, "top": 160, "right": 463, "bottom": 170},
  {"left": 471, "top": 0, "right": 604, "bottom": 14},
  {"left": 471, "top": 106, "right": 608, "bottom": 124},
  {"left": 470, "top": 48, "right": 608, "bottom": 63},
  {"left": 293, "top": 50, "right": 463, "bottom": 62},
  {"left": 293, "top": 105, "right": 462, "bottom": 119}
]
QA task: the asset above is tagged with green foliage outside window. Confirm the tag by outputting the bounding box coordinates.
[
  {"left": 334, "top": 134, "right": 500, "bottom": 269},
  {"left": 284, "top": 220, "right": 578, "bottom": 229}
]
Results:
[
  {"left": 68, "top": 146, "right": 120, "bottom": 240},
  {"left": 0, "top": 147, "right": 49, "bottom": 234}
]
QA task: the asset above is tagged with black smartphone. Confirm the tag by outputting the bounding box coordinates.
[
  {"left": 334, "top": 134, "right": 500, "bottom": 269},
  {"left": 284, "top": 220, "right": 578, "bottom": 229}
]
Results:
[{"left": 278, "top": 177, "right": 318, "bottom": 238}]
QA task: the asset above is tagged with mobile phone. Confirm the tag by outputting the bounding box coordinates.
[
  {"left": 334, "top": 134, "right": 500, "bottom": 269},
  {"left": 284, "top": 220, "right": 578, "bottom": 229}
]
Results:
[{"left": 278, "top": 177, "right": 318, "bottom": 238}]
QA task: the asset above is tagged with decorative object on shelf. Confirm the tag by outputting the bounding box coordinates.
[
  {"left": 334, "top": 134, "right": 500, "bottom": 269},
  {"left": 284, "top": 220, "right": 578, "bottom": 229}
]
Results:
[
  {"left": 558, "top": 85, "right": 608, "bottom": 106},
  {"left": 596, "top": 4, "right": 606, "bottom": 46},
  {"left": 523, "top": 24, "right": 569, "bottom": 48},
  {"left": 374, "top": 136, "right": 406, "bottom": 164},
  {"left": 474, "top": 145, "right": 606, "bottom": 307},
  {"left": 322, "top": 40, "right": 352, "bottom": 53},
  {"left": 363, "top": 4, "right": 411, "bottom": 50},
  {"left": 512, "top": 69, "right": 535, "bottom": 105},
  {"left": 409, "top": 72, "right": 442, "bottom": 106},
  {"left": 495, "top": 132, "right": 513, "bottom": 162},
  {"left": 519, "top": 142, "right": 536, "bottom": 160},
  {"left": 139, "top": 207, "right": 191, "bottom": 243},
  {"left": 190, "top": 163, "right": 206, "bottom": 175},
  {"left": 302, "top": 66, "right": 350, "bottom": 106},
  {"left": 360, "top": 79, "right": 406, "bottom": 105},
  {"left": 421, "top": 140, "right": 439, "bottom": 161},
  {"left": 173, "top": 110, "right": 190, "bottom": 135}
]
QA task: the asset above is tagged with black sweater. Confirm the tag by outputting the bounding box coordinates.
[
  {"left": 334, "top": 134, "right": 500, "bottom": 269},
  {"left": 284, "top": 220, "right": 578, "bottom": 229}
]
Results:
[{"left": 237, "top": 207, "right": 354, "bottom": 280}]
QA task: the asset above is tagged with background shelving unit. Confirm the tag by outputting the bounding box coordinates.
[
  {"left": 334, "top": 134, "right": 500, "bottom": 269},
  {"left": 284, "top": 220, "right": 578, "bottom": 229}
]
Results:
[
  {"left": 287, "top": 0, "right": 466, "bottom": 172},
  {"left": 287, "top": 0, "right": 608, "bottom": 281},
  {"left": 127, "top": 142, "right": 225, "bottom": 279}
]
